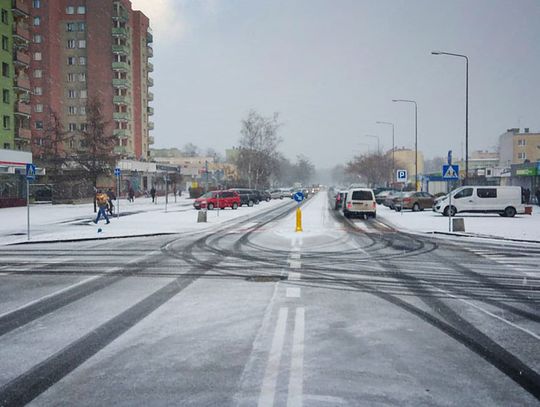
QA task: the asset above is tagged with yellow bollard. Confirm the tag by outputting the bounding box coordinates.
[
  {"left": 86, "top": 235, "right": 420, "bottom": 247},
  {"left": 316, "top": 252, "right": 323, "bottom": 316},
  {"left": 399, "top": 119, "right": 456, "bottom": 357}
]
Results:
[{"left": 295, "top": 207, "right": 303, "bottom": 232}]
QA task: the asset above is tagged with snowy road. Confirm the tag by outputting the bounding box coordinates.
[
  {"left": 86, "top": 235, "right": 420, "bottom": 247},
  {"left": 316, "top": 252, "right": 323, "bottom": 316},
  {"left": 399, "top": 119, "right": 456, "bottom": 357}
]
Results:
[{"left": 0, "top": 192, "right": 538, "bottom": 406}]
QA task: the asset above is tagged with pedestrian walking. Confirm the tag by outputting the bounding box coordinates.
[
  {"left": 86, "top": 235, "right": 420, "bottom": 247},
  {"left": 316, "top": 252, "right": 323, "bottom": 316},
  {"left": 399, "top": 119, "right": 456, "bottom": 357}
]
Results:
[
  {"left": 106, "top": 188, "right": 116, "bottom": 215},
  {"left": 94, "top": 190, "right": 110, "bottom": 224},
  {"left": 128, "top": 187, "right": 135, "bottom": 203},
  {"left": 524, "top": 188, "right": 531, "bottom": 204},
  {"left": 150, "top": 186, "right": 156, "bottom": 203},
  {"left": 535, "top": 189, "right": 540, "bottom": 207}
]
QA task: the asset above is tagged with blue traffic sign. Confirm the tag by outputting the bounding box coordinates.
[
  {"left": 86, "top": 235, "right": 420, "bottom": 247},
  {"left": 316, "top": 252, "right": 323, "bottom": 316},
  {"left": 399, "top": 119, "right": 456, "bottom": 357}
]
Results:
[
  {"left": 114, "top": 167, "right": 121, "bottom": 177},
  {"left": 442, "top": 164, "right": 459, "bottom": 180},
  {"left": 396, "top": 169, "right": 407, "bottom": 182},
  {"left": 447, "top": 150, "right": 452, "bottom": 165},
  {"left": 25, "top": 163, "right": 36, "bottom": 181},
  {"left": 293, "top": 191, "right": 304, "bottom": 202}
]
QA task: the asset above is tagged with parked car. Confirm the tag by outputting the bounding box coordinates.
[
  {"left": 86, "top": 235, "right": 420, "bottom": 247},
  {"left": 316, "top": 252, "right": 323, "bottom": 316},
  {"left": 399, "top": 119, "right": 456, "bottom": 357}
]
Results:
[
  {"left": 228, "top": 188, "right": 257, "bottom": 207},
  {"left": 269, "top": 189, "right": 284, "bottom": 199},
  {"left": 384, "top": 191, "right": 404, "bottom": 210},
  {"left": 433, "top": 186, "right": 526, "bottom": 217},
  {"left": 342, "top": 188, "right": 376, "bottom": 218},
  {"left": 193, "top": 190, "right": 240, "bottom": 210},
  {"left": 259, "top": 190, "right": 271, "bottom": 201},
  {"left": 375, "top": 190, "right": 394, "bottom": 205},
  {"left": 395, "top": 191, "right": 435, "bottom": 211},
  {"left": 334, "top": 190, "right": 347, "bottom": 210}
]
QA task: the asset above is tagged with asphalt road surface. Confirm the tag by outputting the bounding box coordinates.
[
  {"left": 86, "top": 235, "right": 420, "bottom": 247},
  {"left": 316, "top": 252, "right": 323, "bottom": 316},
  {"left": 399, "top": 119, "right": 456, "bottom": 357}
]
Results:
[{"left": 0, "top": 192, "right": 538, "bottom": 406}]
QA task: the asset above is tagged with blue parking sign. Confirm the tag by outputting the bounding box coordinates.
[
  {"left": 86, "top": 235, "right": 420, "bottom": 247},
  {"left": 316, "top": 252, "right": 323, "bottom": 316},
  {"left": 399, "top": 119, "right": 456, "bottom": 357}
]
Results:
[{"left": 396, "top": 169, "right": 407, "bottom": 182}]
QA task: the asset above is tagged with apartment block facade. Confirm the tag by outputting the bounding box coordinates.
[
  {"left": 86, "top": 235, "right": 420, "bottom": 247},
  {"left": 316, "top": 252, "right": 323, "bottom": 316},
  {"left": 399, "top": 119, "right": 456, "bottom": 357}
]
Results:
[
  {"left": 29, "top": 0, "right": 153, "bottom": 160},
  {"left": 498, "top": 128, "right": 540, "bottom": 166}
]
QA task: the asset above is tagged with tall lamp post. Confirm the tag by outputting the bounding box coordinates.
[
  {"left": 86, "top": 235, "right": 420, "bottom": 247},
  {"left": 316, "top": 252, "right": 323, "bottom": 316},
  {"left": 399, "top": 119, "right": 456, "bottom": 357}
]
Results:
[
  {"left": 376, "top": 121, "right": 395, "bottom": 185},
  {"left": 431, "top": 50, "right": 469, "bottom": 185},
  {"left": 392, "top": 99, "right": 418, "bottom": 190}
]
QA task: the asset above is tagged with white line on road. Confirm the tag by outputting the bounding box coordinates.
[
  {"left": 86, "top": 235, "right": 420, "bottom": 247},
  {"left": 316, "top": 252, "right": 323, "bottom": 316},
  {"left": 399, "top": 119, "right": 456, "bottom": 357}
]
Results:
[
  {"left": 289, "top": 260, "right": 301, "bottom": 269},
  {"left": 290, "top": 253, "right": 301, "bottom": 260},
  {"left": 288, "top": 272, "right": 301, "bottom": 281},
  {"left": 258, "top": 307, "right": 289, "bottom": 407},
  {"left": 287, "top": 307, "right": 305, "bottom": 407},
  {"left": 286, "top": 287, "right": 301, "bottom": 298}
]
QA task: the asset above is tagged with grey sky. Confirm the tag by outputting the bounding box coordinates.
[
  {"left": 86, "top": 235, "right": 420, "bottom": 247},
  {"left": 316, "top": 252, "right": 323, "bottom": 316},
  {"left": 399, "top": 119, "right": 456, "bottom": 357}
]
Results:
[{"left": 133, "top": 0, "right": 540, "bottom": 167}]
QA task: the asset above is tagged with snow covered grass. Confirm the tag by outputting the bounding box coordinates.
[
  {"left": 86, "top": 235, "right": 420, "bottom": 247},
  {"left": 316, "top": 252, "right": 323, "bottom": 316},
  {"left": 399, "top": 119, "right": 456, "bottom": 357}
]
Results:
[
  {"left": 0, "top": 195, "right": 293, "bottom": 245},
  {"left": 377, "top": 204, "right": 540, "bottom": 242}
]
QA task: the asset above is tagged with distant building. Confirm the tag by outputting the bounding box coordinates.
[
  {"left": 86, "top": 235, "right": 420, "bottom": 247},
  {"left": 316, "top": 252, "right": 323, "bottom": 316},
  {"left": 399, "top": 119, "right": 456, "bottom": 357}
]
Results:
[
  {"left": 392, "top": 148, "right": 424, "bottom": 182},
  {"left": 498, "top": 128, "right": 540, "bottom": 166}
]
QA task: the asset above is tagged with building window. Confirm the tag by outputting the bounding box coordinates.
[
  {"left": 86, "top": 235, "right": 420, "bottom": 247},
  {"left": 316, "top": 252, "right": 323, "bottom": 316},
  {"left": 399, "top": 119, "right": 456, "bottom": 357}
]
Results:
[
  {"left": 80, "top": 89, "right": 87, "bottom": 99},
  {"left": 67, "top": 73, "right": 75, "bottom": 82},
  {"left": 33, "top": 0, "right": 41, "bottom": 8},
  {"left": 67, "top": 39, "right": 76, "bottom": 49},
  {"left": 1, "top": 63, "right": 8, "bottom": 77},
  {"left": 66, "top": 6, "right": 75, "bottom": 14},
  {"left": 33, "top": 17, "right": 41, "bottom": 26},
  {"left": 518, "top": 152, "right": 526, "bottom": 160},
  {"left": 1, "top": 9, "right": 7, "bottom": 25},
  {"left": 69, "top": 139, "right": 74, "bottom": 148},
  {"left": 33, "top": 69, "right": 43, "bottom": 78},
  {"left": 35, "top": 104, "right": 43, "bottom": 112},
  {"left": 68, "top": 89, "right": 76, "bottom": 98},
  {"left": 78, "top": 40, "right": 86, "bottom": 48},
  {"left": 66, "top": 22, "right": 76, "bottom": 32},
  {"left": 1, "top": 35, "right": 8, "bottom": 51},
  {"left": 2, "top": 116, "right": 9, "bottom": 129},
  {"left": 34, "top": 86, "right": 42, "bottom": 95},
  {"left": 518, "top": 139, "right": 526, "bottom": 146},
  {"left": 34, "top": 52, "right": 42, "bottom": 61},
  {"left": 79, "top": 22, "right": 85, "bottom": 32},
  {"left": 33, "top": 34, "right": 42, "bottom": 43},
  {"left": 80, "top": 123, "right": 88, "bottom": 131},
  {"left": 68, "top": 123, "right": 77, "bottom": 131},
  {"left": 79, "top": 72, "right": 86, "bottom": 82},
  {"left": 3, "top": 142, "right": 9, "bottom": 149},
  {"left": 67, "top": 56, "right": 76, "bottom": 65},
  {"left": 79, "top": 56, "right": 86, "bottom": 65},
  {"left": 2, "top": 89, "right": 8, "bottom": 103},
  {"left": 35, "top": 120, "right": 43, "bottom": 129},
  {"left": 68, "top": 106, "right": 77, "bottom": 115},
  {"left": 80, "top": 106, "right": 86, "bottom": 115},
  {"left": 77, "top": 6, "right": 86, "bottom": 14}
]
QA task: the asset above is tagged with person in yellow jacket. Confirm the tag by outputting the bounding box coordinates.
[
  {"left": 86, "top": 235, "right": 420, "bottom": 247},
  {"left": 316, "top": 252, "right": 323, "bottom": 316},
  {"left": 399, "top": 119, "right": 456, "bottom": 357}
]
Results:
[{"left": 94, "top": 190, "right": 110, "bottom": 224}]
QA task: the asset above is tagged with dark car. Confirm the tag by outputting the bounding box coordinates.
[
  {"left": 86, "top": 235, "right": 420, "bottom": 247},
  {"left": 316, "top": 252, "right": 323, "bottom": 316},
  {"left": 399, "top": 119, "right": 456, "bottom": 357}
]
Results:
[
  {"left": 395, "top": 191, "right": 435, "bottom": 211},
  {"left": 250, "top": 189, "right": 267, "bottom": 203},
  {"left": 259, "top": 190, "right": 271, "bottom": 201},
  {"left": 228, "top": 188, "right": 258, "bottom": 206}
]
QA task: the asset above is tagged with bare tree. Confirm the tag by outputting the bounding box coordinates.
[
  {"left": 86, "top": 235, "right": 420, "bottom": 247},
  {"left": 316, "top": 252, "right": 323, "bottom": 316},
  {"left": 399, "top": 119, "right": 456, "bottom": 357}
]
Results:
[
  {"left": 236, "top": 110, "right": 282, "bottom": 188},
  {"left": 182, "top": 143, "right": 200, "bottom": 157},
  {"left": 73, "top": 98, "right": 118, "bottom": 211},
  {"left": 346, "top": 152, "right": 393, "bottom": 187},
  {"left": 294, "top": 155, "right": 315, "bottom": 186}
]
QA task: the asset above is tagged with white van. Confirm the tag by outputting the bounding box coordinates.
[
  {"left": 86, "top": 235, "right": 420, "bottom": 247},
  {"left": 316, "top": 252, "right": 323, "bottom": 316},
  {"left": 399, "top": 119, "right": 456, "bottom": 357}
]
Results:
[
  {"left": 343, "top": 188, "right": 376, "bottom": 218},
  {"left": 433, "top": 186, "right": 525, "bottom": 217}
]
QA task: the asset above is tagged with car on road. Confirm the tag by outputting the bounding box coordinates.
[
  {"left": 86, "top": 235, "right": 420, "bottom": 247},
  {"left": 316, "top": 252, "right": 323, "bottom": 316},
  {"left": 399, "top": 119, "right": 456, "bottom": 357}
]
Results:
[
  {"left": 395, "top": 191, "right": 436, "bottom": 211},
  {"left": 269, "top": 189, "right": 284, "bottom": 199},
  {"left": 375, "top": 190, "right": 395, "bottom": 205},
  {"left": 342, "top": 188, "right": 376, "bottom": 218},
  {"left": 433, "top": 186, "right": 526, "bottom": 217},
  {"left": 228, "top": 188, "right": 258, "bottom": 206},
  {"left": 193, "top": 190, "right": 240, "bottom": 210}
]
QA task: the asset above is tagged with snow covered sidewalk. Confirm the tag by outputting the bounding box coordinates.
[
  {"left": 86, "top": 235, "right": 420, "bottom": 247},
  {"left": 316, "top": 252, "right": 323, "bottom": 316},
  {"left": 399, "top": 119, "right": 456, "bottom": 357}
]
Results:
[
  {"left": 377, "top": 205, "right": 540, "bottom": 242},
  {"left": 0, "top": 196, "right": 292, "bottom": 246}
]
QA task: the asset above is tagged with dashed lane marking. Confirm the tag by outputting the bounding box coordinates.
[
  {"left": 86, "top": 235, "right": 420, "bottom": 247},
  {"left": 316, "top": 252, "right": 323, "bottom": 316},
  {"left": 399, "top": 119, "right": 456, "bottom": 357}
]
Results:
[
  {"left": 286, "top": 287, "right": 301, "bottom": 298},
  {"left": 289, "top": 260, "right": 301, "bottom": 269},
  {"left": 287, "top": 307, "right": 305, "bottom": 407},
  {"left": 288, "top": 272, "right": 301, "bottom": 281},
  {"left": 290, "top": 253, "right": 301, "bottom": 260}
]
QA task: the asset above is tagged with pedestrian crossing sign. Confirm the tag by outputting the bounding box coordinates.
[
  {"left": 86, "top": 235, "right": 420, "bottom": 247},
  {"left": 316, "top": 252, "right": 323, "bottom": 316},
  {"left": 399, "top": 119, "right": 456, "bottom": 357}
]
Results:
[
  {"left": 25, "top": 163, "right": 36, "bottom": 181},
  {"left": 442, "top": 164, "right": 459, "bottom": 180}
]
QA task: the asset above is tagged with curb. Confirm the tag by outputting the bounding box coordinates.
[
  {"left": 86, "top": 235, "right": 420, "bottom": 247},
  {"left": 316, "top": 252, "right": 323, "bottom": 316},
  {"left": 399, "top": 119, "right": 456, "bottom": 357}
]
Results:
[
  {"left": 430, "top": 231, "right": 540, "bottom": 245},
  {"left": 7, "top": 232, "right": 178, "bottom": 246}
]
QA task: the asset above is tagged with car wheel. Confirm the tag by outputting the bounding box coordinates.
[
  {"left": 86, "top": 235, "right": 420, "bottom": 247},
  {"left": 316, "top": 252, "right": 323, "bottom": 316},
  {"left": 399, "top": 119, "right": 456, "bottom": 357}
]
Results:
[
  {"left": 248, "top": 200, "right": 254, "bottom": 207},
  {"left": 207, "top": 203, "right": 214, "bottom": 210},
  {"left": 232, "top": 202, "right": 238, "bottom": 210},
  {"left": 412, "top": 203, "right": 420, "bottom": 212},
  {"left": 444, "top": 206, "right": 457, "bottom": 216},
  {"left": 504, "top": 206, "right": 516, "bottom": 217}
]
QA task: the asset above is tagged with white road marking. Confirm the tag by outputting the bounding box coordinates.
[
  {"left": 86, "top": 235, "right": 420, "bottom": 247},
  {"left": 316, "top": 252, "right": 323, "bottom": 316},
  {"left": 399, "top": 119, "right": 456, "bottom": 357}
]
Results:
[
  {"left": 258, "top": 307, "right": 289, "bottom": 407},
  {"left": 289, "top": 260, "right": 301, "bottom": 269},
  {"left": 288, "top": 272, "right": 301, "bottom": 281},
  {"left": 290, "top": 253, "right": 301, "bottom": 260},
  {"left": 287, "top": 307, "right": 305, "bottom": 407},
  {"left": 0, "top": 272, "right": 9, "bottom": 276},
  {"left": 286, "top": 287, "right": 301, "bottom": 298}
]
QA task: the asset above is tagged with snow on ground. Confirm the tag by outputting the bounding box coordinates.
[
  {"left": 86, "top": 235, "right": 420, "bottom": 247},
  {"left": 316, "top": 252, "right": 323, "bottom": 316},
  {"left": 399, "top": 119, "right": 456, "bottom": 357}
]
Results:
[
  {"left": 0, "top": 195, "right": 292, "bottom": 246},
  {"left": 377, "top": 204, "right": 540, "bottom": 242}
]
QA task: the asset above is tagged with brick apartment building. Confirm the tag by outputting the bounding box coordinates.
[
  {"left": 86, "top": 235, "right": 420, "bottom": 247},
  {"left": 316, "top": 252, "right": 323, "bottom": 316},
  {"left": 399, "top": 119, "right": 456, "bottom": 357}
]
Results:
[{"left": 29, "top": 0, "right": 153, "bottom": 160}]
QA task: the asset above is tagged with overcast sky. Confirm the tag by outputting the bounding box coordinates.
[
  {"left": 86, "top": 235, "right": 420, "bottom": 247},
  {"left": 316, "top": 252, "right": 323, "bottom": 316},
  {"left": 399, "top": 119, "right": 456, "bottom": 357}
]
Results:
[{"left": 131, "top": 0, "right": 540, "bottom": 168}]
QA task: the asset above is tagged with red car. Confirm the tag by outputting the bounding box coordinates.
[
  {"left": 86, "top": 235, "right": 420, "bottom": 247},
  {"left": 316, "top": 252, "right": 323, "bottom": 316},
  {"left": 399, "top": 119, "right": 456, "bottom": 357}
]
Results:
[{"left": 193, "top": 190, "right": 241, "bottom": 210}]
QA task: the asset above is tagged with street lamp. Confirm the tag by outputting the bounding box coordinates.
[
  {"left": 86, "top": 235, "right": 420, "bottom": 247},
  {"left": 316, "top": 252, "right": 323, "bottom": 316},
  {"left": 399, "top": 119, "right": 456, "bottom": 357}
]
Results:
[
  {"left": 364, "top": 134, "right": 380, "bottom": 153},
  {"left": 376, "top": 121, "right": 395, "bottom": 184},
  {"left": 431, "top": 50, "right": 469, "bottom": 185},
  {"left": 392, "top": 99, "right": 418, "bottom": 190}
]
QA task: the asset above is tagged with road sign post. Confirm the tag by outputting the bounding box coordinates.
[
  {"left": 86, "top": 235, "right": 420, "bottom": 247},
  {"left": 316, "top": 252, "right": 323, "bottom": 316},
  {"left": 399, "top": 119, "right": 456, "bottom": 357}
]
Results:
[
  {"left": 114, "top": 167, "right": 121, "bottom": 219},
  {"left": 442, "top": 163, "right": 459, "bottom": 232},
  {"left": 293, "top": 191, "right": 304, "bottom": 232},
  {"left": 25, "top": 164, "right": 36, "bottom": 240}
]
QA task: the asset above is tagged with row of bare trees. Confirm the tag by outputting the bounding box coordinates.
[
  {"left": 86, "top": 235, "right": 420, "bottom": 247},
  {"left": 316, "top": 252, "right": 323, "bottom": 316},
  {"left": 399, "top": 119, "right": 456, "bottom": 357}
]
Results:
[{"left": 345, "top": 152, "right": 394, "bottom": 187}]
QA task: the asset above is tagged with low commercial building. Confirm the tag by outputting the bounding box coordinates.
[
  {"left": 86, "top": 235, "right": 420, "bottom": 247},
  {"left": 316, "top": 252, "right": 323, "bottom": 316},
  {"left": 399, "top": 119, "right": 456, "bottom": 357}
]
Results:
[{"left": 0, "top": 148, "right": 32, "bottom": 207}]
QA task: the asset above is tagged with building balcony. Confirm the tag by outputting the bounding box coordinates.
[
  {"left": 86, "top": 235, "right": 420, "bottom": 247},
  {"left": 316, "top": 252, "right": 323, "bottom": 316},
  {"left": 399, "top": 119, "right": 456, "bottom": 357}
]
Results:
[
  {"left": 15, "top": 126, "right": 31, "bottom": 140},
  {"left": 148, "top": 135, "right": 155, "bottom": 145},
  {"left": 147, "top": 106, "right": 154, "bottom": 116},
  {"left": 147, "top": 31, "right": 153, "bottom": 44},
  {"left": 112, "top": 44, "right": 129, "bottom": 54},
  {"left": 112, "top": 78, "right": 129, "bottom": 88},
  {"left": 12, "top": 0, "right": 30, "bottom": 17},
  {"left": 112, "top": 26, "right": 128, "bottom": 37},
  {"left": 14, "top": 76, "right": 31, "bottom": 93},
  {"left": 113, "top": 95, "right": 131, "bottom": 104},
  {"left": 15, "top": 101, "right": 31, "bottom": 117},
  {"left": 13, "top": 23, "right": 30, "bottom": 43},
  {"left": 113, "top": 112, "right": 130, "bottom": 121},
  {"left": 147, "top": 77, "right": 154, "bottom": 87},
  {"left": 147, "top": 45, "right": 153, "bottom": 57},
  {"left": 148, "top": 121, "right": 154, "bottom": 130},
  {"left": 112, "top": 61, "right": 129, "bottom": 71},
  {"left": 148, "top": 91, "right": 154, "bottom": 101},
  {"left": 13, "top": 50, "right": 30, "bottom": 67},
  {"left": 114, "top": 146, "right": 128, "bottom": 155},
  {"left": 147, "top": 61, "right": 154, "bottom": 72},
  {"left": 112, "top": 11, "right": 129, "bottom": 22}
]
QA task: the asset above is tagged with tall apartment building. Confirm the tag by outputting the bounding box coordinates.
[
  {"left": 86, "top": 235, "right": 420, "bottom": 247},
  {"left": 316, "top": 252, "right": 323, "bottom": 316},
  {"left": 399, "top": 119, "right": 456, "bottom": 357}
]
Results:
[
  {"left": 499, "top": 128, "right": 540, "bottom": 166},
  {"left": 29, "top": 0, "right": 153, "bottom": 161},
  {"left": 0, "top": 0, "right": 31, "bottom": 151}
]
